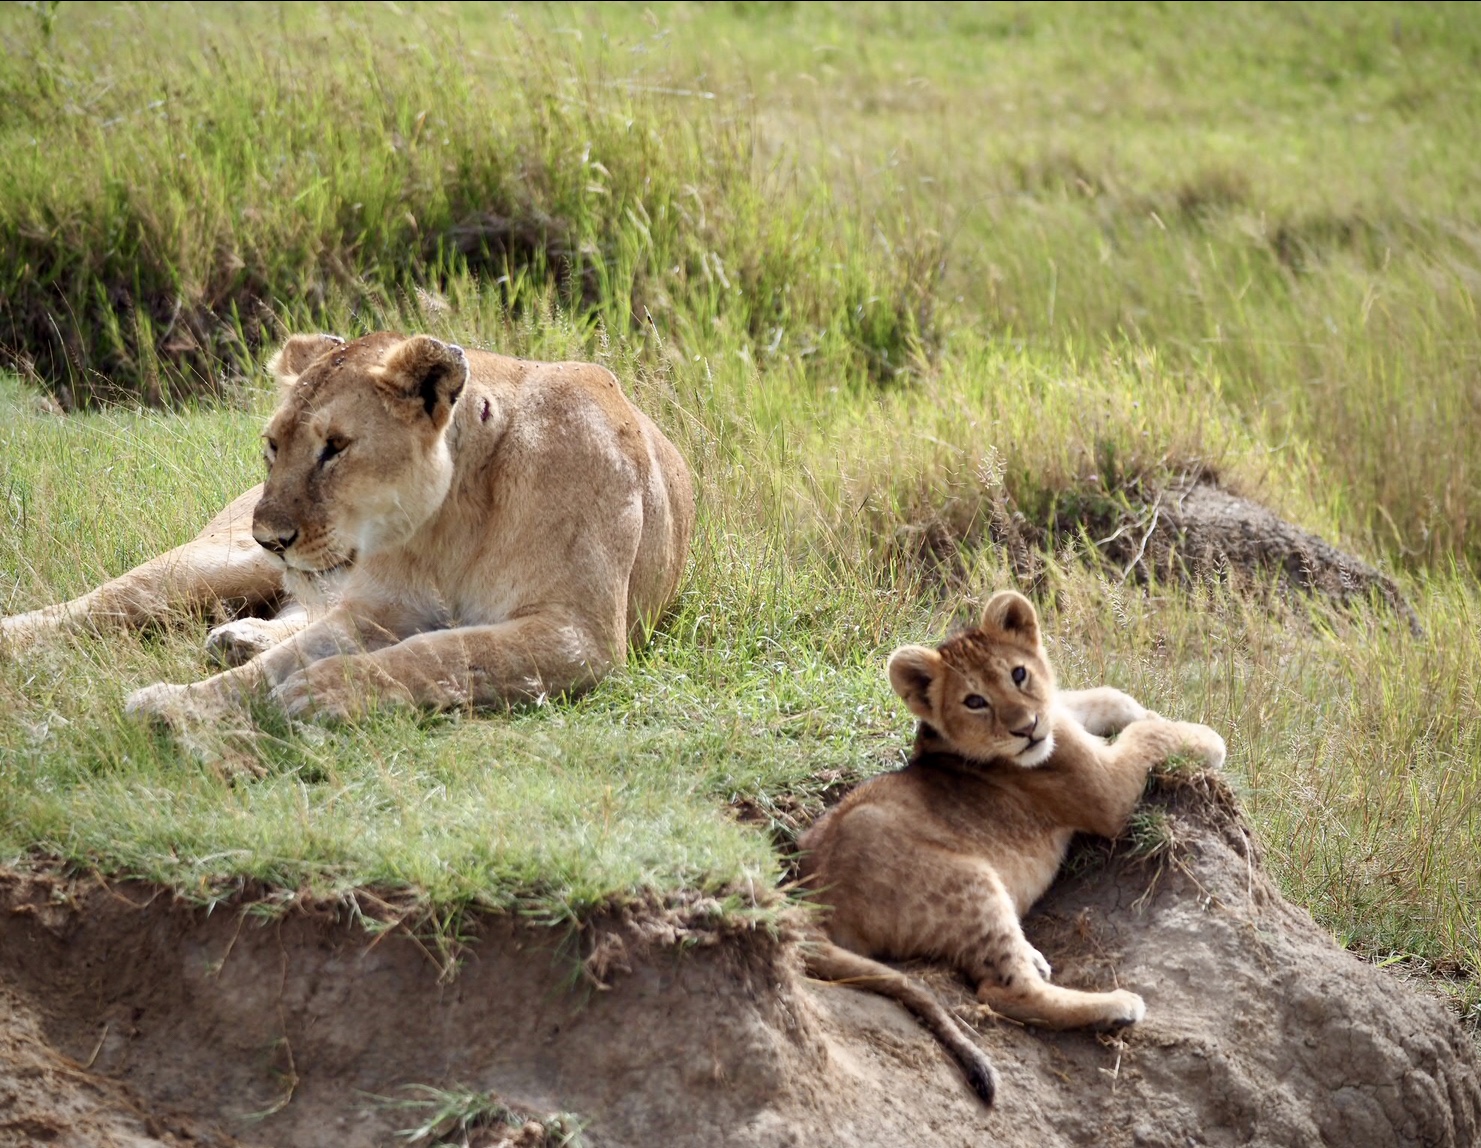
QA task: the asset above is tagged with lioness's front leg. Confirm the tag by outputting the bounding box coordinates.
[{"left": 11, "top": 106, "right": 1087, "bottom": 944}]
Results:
[
  {"left": 271, "top": 612, "right": 615, "bottom": 722},
  {"left": 124, "top": 604, "right": 415, "bottom": 725},
  {"left": 2, "top": 486, "right": 280, "bottom": 651}
]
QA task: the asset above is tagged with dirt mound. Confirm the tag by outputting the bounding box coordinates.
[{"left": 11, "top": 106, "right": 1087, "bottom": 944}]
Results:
[
  {"left": 1, "top": 776, "right": 1476, "bottom": 1147},
  {"left": 899, "top": 477, "right": 1418, "bottom": 632},
  {"left": 1072, "top": 479, "right": 1421, "bottom": 632}
]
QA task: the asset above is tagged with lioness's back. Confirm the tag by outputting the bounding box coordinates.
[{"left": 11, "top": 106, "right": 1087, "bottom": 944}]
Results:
[{"left": 460, "top": 349, "right": 694, "bottom": 634}]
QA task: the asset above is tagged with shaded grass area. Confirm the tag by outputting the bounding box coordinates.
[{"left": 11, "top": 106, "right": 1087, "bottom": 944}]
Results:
[
  {"left": 0, "top": 2, "right": 932, "bottom": 404},
  {"left": 0, "top": 2, "right": 1477, "bottom": 1021}
]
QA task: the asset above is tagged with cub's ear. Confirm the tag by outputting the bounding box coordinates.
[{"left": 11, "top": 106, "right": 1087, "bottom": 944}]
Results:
[
  {"left": 267, "top": 333, "right": 345, "bottom": 393},
  {"left": 887, "top": 644, "right": 944, "bottom": 723},
  {"left": 374, "top": 335, "right": 468, "bottom": 430},
  {"left": 981, "top": 590, "right": 1040, "bottom": 647}
]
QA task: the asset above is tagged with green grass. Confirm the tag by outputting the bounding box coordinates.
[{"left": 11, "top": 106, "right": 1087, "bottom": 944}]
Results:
[
  {"left": 0, "top": 2, "right": 931, "bottom": 403},
  {"left": 0, "top": 2, "right": 1478, "bottom": 1021},
  {"left": 380, "top": 1083, "right": 586, "bottom": 1148}
]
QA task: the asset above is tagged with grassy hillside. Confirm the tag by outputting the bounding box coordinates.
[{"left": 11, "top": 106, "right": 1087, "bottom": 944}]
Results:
[{"left": 0, "top": 3, "right": 1476, "bottom": 1020}]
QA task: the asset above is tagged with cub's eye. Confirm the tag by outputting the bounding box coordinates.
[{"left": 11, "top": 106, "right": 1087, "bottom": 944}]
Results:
[
  {"left": 1012, "top": 666, "right": 1028, "bottom": 686},
  {"left": 263, "top": 438, "right": 278, "bottom": 465},
  {"left": 963, "top": 694, "right": 988, "bottom": 710},
  {"left": 318, "top": 435, "right": 349, "bottom": 466}
]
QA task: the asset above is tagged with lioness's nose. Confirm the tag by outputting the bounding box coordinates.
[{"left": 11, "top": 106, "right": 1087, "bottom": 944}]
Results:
[{"left": 254, "top": 526, "right": 298, "bottom": 556}]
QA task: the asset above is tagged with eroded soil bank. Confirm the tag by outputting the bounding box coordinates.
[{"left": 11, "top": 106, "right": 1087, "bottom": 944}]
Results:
[{"left": 1, "top": 778, "right": 1476, "bottom": 1147}]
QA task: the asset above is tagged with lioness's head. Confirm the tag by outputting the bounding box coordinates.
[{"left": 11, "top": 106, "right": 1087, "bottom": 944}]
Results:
[
  {"left": 252, "top": 332, "right": 468, "bottom": 572},
  {"left": 888, "top": 590, "right": 1058, "bottom": 767}
]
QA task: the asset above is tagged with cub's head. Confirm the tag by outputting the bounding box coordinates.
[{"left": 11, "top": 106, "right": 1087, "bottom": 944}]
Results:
[
  {"left": 252, "top": 332, "right": 468, "bottom": 573},
  {"left": 888, "top": 590, "right": 1058, "bottom": 767}
]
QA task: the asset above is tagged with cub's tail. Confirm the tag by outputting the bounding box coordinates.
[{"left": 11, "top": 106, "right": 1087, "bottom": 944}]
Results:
[{"left": 803, "top": 939, "right": 997, "bottom": 1106}]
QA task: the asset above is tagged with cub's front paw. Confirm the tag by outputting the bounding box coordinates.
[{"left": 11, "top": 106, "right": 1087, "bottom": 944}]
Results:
[
  {"left": 1101, "top": 693, "right": 1153, "bottom": 732},
  {"left": 1096, "top": 989, "right": 1147, "bottom": 1030},
  {"left": 1028, "top": 944, "right": 1053, "bottom": 982},
  {"left": 1180, "top": 722, "right": 1227, "bottom": 771}
]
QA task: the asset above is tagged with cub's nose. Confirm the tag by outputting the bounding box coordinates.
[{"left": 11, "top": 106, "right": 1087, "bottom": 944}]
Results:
[
  {"left": 1010, "top": 714, "right": 1039, "bottom": 740},
  {"left": 253, "top": 526, "right": 298, "bottom": 556}
]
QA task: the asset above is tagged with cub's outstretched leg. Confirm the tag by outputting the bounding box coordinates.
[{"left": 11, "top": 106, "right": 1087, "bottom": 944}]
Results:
[
  {"left": 1058, "top": 715, "right": 1227, "bottom": 840},
  {"left": 1, "top": 486, "right": 284, "bottom": 650},
  {"left": 959, "top": 867, "right": 1146, "bottom": 1029},
  {"left": 1057, "top": 686, "right": 1154, "bottom": 736}
]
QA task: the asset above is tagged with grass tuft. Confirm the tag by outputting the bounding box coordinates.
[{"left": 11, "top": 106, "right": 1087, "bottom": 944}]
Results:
[{"left": 381, "top": 1083, "right": 585, "bottom": 1148}]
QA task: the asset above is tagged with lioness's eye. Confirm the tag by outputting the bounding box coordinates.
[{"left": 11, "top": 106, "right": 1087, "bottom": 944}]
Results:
[
  {"left": 319, "top": 435, "right": 349, "bottom": 466},
  {"left": 963, "top": 694, "right": 988, "bottom": 710},
  {"left": 1012, "top": 666, "right": 1027, "bottom": 686},
  {"left": 263, "top": 438, "right": 277, "bottom": 464}
]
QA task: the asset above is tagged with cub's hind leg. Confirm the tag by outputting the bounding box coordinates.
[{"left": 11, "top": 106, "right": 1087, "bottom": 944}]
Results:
[
  {"left": 952, "top": 867, "right": 1145, "bottom": 1031},
  {"left": 836, "top": 848, "right": 1144, "bottom": 1033}
]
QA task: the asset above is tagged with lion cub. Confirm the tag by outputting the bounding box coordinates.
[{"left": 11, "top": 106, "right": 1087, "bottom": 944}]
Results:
[{"left": 797, "top": 590, "right": 1226, "bottom": 1104}]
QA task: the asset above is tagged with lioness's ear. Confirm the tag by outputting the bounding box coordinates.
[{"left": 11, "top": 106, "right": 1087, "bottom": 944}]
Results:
[
  {"left": 888, "top": 644, "right": 943, "bottom": 722},
  {"left": 981, "top": 590, "right": 1040, "bottom": 647},
  {"left": 375, "top": 335, "right": 468, "bottom": 430},
  {"left": 267, "top": 333, "right": 345, "bottom": 393}
]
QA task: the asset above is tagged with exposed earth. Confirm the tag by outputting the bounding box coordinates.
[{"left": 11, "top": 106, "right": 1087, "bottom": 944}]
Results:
[{"left": 1, "top": 772, "right": 1475, "bottom": 1148}]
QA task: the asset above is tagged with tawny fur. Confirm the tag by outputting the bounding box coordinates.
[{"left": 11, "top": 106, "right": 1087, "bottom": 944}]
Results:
[
  {"left": 797, "top": 590, "right": 1226, "bottom": 1105},
  {"left": 3, "top": 332, "right": 695, "bottom": 726}
]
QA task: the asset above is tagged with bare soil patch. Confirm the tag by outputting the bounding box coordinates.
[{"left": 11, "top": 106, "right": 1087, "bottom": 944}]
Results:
[{"left": 0, "top": 776, "right": 1475, "bottom": 1147}]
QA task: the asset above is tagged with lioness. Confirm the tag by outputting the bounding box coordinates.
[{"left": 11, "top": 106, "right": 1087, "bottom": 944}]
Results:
[
  {"left": 3, "top": 332, "right": 694, "bottom": 725},
  {"left": 798, "top": 590, "right": 1226, "bottom": 1105}
]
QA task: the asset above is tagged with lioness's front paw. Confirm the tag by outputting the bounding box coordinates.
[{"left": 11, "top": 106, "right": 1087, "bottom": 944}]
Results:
[
  {"left": 1097, "top": 989, "right": 1146, "bottom": 1030},
  {"left": 125, "top": 681, "right": 235, "bottom": 727},
  {"left": 270, "top": 660, "right": 386, "bottom": 723},
  {"left": 270, "top": 669, "right": 352, "bottom": 723},
  {"left": 0, "top": 613, "right": 46, "bottom": 653},
  {"left": 271, "top": 659, "right": 416, "bottom": 723}
]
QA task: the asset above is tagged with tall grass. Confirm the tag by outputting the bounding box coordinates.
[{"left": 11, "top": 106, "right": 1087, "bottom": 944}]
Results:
[
  {"left": 0, "top": 3, "right": 933, "bottom": 404},
  {"left": 712, "top": 1, "right": 1481, "bottom": 566}
]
